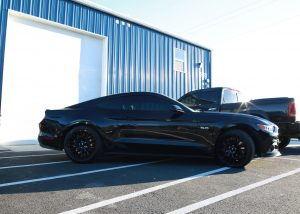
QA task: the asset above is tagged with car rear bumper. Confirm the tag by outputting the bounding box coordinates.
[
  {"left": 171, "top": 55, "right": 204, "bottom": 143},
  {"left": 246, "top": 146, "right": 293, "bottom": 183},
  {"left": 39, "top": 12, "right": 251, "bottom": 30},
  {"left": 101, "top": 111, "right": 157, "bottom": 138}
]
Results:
[
  {"left": 278, "top": 121, "right": 300, "bottom": 139},
  {"left": 38, "top": 134, "right": 62, "bottom": 150},
  {"left": 38, "top": 119, "right": 63, "bottom": 150}
]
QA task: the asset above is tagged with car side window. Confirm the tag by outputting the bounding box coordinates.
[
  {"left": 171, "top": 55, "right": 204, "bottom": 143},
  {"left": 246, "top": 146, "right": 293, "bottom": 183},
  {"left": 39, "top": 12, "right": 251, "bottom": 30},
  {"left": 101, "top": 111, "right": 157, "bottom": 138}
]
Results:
[
  {"left": 195, "top": 91, "right": 218, "bottom": 103},
  {"left": 128, "top": 95, "right": 173, "bottom": 112},
  {"left": 138, "top": 99, "right": 172, "bottom": 111},
  {"left": 95, "top": 95, "right": 173, "bottom": 112},
  {"left": 95, "top": 97, "right": 128, "bottom": 110}
]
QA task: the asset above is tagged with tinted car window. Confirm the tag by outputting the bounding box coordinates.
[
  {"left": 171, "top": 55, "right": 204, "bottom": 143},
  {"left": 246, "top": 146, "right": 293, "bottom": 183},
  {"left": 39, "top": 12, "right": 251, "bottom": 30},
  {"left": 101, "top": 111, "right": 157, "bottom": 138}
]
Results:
[
  {"left": 96, "top": 95, "right": 173, "bottom": 111},
  {"left": 95, "top": 97, "right": 128, "bottom": 110},
  {"left": 178, "top": 94, "right": 199, "bottom": 106},
  {"left": 137, "top": 97, "right": 172, "bottom": 111},
  {"left": 195, "top": 91, "right": 219, "bottom": 103}
]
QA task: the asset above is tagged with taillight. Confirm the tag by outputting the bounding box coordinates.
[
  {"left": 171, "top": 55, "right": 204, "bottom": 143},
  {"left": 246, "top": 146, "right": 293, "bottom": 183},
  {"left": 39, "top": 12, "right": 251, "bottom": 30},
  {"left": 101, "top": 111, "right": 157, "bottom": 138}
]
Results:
[{"left": 288, "top": 102, "right": 296, "bottom": 117}]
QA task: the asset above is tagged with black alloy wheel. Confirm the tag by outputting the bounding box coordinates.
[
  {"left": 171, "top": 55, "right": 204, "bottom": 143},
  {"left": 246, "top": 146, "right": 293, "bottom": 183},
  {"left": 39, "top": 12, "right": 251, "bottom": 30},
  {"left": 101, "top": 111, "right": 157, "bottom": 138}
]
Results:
[
  {"left": 278, "top": 137, "right": 290, "bottom": 150},
  {"left": 64, "top": 126, "right": 102, "bottom": 163},
  {"left": 216, "top": 129, "right": 255, "bottom": 167}
]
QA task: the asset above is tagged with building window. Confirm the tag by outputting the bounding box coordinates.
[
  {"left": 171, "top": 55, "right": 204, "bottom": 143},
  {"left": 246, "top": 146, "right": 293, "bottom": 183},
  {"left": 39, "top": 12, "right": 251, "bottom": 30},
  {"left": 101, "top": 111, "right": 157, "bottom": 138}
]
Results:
[{"left": 174, "top": 48, "right": 186, "bottom": 73}]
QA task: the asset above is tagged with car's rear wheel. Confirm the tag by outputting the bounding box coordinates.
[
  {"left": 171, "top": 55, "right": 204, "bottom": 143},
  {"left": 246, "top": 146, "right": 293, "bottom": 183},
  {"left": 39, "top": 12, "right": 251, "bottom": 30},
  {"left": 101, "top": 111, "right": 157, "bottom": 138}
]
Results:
[
  {"left": 64, "top": 126, "right": 102, "bottom": 163},
  {"left": 216, "top": 129, "right": 255, "bottom": 167},
  {"left": 278, "top": 137, "right": 290, "bottom": 150}
]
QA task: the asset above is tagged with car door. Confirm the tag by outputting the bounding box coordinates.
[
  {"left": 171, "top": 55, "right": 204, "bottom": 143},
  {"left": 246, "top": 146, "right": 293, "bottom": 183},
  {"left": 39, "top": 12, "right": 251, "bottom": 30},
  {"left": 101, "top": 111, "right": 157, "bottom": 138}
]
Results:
[
  {"left": 92, "top": 95, "right": 137, "bottom": 141},
  {"left": 118, "top": 94, "right": 208, "bottom": 149}
]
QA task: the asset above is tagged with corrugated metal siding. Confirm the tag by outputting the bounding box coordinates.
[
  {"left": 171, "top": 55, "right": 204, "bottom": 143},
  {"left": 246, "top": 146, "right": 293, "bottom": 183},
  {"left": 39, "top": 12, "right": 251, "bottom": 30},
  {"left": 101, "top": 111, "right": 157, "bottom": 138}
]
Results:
[{"left": 0, "top": 0, "right": 211, "bottom": 111}]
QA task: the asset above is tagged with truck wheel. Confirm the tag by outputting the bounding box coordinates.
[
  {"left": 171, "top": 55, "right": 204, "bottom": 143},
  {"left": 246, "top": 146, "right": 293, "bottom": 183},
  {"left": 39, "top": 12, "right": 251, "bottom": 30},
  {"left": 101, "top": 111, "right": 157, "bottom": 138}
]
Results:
[
  {"left": 64, "top": 126, "right": 102, "bottom": 163},
  {"left": 278, "top": 137, "right": 290, "bottom": 150},
  {"left": 216, "top": 129, "right": 255, "bottom": 167}
]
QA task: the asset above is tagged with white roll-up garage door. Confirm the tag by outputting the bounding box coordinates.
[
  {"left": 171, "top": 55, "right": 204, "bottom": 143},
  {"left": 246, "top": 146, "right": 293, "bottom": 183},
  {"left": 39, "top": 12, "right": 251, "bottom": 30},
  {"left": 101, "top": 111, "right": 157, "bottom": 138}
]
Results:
[{"left": 0, "top": 11, "right": 108, "bottom": 144}]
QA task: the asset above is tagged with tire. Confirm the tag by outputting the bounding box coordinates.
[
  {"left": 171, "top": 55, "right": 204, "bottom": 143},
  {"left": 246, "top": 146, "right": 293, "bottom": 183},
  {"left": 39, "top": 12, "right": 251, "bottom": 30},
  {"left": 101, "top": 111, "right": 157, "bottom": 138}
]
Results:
[
  {"left": 64, "top": 126, "right": 102, "bottom": 163},
  {"left": 215, "top": 129, "right": 255, "bottom": 167},
  {"left": 278, "top": 137, "right": 290, "bottom": 150}
]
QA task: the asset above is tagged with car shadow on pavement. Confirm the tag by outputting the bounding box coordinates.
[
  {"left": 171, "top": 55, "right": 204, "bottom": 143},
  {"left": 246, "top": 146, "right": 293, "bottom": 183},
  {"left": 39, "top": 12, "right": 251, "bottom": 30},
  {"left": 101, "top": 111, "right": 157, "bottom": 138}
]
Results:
[
  {"left": 0, "top": 153, "right": 245, "bottom": 195},
  {"left": 280, "top": 145, "right": 300, "bottom": 156}
]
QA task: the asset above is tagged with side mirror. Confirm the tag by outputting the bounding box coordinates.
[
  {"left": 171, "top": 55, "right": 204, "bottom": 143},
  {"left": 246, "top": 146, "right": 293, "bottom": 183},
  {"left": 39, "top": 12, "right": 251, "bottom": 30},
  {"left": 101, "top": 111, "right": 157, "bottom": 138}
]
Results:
[{"left": 171, "top": 105, "right": 184, "bottom": 114}]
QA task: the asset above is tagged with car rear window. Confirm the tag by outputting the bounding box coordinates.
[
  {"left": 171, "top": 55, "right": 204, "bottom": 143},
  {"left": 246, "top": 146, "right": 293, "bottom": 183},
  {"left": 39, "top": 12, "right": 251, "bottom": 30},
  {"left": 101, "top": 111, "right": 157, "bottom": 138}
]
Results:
[{"left": 222, "top": 89, "right": 240, "bottom": 104}]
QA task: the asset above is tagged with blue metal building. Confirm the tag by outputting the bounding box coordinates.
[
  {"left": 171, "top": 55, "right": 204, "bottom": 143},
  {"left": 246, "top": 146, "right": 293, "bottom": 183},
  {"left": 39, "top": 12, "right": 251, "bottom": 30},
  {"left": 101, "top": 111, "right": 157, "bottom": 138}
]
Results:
[{"left": 0, "top": 0, "right": 211, "bottom": 114}]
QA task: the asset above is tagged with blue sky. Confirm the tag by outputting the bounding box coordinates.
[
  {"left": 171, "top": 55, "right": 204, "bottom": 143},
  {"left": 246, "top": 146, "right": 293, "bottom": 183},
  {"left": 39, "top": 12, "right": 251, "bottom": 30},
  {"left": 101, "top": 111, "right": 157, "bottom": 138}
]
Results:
[{"left": 90, "top": 0, "right": 300, "bottom": 111}]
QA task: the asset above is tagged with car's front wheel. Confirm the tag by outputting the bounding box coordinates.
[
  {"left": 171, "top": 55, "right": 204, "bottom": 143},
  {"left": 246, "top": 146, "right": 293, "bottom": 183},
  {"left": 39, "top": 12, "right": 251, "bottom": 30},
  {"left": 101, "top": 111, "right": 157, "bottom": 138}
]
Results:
[
  {"left": 64, "top": 126, "right": 102, "bottom": 163},
  {"left": 216, "top": 129, "right": 255, "bottom": 167}
]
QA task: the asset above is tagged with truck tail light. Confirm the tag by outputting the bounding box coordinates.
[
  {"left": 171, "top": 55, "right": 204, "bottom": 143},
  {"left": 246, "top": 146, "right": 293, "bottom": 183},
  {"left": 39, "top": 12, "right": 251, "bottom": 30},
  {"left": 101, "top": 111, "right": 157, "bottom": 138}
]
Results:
[{"left": 288, "top": 102, "right": 296, "bottom": 117}]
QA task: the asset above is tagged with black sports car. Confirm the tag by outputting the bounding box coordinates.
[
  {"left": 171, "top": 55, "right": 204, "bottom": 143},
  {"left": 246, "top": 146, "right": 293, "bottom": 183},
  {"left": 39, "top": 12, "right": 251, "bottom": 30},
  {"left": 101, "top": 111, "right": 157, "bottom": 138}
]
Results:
[{"left": 38, "top": 92, "right": 279, "bottom": 167}]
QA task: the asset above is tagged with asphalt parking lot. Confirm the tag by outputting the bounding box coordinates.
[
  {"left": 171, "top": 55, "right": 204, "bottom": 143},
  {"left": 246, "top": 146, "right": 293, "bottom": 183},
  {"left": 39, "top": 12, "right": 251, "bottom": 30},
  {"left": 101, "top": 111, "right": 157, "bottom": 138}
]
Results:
[{"left": 1, "top": 141, "right": 300, "bottom": 214}]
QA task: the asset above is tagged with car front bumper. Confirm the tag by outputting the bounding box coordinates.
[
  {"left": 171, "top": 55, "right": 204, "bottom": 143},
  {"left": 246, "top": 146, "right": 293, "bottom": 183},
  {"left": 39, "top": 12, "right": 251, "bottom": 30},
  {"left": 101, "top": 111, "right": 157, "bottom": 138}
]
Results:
[
  {"left": 255, "top": 129, "right": 279, "bottom": 155},
  {"left": 260, "top": 138, "right": 281, "bottom": 157}
]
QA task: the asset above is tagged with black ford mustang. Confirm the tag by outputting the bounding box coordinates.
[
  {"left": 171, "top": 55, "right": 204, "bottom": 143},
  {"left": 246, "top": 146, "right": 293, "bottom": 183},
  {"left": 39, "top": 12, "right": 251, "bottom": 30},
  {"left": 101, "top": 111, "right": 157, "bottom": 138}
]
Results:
[{"left": 38, "top": 92, "right": 279, "bottom": 167}]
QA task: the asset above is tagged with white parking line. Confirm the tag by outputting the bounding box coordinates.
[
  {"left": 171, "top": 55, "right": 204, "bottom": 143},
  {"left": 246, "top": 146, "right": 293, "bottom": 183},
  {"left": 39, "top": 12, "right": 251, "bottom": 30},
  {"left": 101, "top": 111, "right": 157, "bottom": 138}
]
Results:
[
  {"left": 0, "top": 160, "right": 71, "bottom": 170},
  {"left": 58, "top": 167, "right": 230, "bottom": 214},
  {"left": 0, "top": 159, "right": 167, "bottom": 188},
  {"left": 0, "top": 153, "right": 64, "bottom": 159},
  {"left": 167, "top": 167, "right": 300, "bottom": 214}
]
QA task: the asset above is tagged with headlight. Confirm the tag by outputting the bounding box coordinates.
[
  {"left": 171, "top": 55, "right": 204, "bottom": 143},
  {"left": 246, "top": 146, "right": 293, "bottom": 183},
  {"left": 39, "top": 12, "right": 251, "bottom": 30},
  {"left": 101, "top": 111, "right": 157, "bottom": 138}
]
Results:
[{"left": 258, "top": 124, "right": 278, "bottom": 135}]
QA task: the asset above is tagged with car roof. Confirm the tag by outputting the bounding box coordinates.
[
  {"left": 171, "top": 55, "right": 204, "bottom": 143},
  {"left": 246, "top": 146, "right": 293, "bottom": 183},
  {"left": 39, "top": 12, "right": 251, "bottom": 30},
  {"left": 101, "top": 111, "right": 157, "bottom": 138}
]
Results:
[
  {"left": 106, "top": 92, "right": 164, "bottom": 97},
  {"left": 68, "top": 92, "right": 170, "bottom": 108}
]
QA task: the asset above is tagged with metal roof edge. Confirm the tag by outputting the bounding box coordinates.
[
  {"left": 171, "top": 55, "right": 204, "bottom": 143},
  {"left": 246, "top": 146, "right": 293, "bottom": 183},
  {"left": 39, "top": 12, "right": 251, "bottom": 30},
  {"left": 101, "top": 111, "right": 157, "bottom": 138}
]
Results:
[{"left": 72, "top": 0, "right": 211, "bottom": 51}]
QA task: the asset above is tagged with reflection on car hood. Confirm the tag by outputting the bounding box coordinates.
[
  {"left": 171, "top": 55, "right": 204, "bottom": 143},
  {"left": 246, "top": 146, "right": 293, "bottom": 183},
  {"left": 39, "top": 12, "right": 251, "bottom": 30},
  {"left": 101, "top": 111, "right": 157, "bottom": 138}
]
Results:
[{"left": 192, "top": 111, "right": 275, "bottom": 126}]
